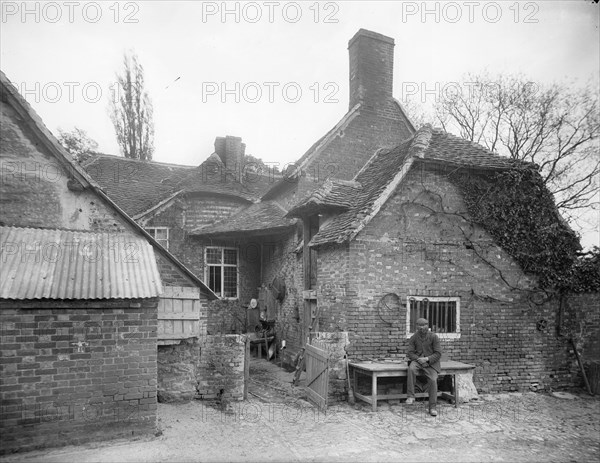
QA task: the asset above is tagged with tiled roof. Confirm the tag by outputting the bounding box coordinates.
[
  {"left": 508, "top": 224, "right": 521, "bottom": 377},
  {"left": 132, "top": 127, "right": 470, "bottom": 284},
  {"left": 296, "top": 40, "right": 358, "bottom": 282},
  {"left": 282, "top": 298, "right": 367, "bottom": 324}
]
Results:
[
  {"left": 81, "top": 154, "right": 193, "bottom": 216},
  {"left": 191, "top": 201, "right": 296, "bottom": 237},
  {"left": 82, "top": 153, "right": 277, "bottom": 217},
  {"left": 426, "top": 128, "right": 531, "bottom": 170},
  {"left": 309, "top": 125, "right": 533, "bottom": 247},
  {"left": 0, "top": 226, "right": 162, "bottom": 299},
  {"left": 175, "top": 161, "right": 268, "bottom": 203},
  {"left": 286, "top": 178, "right": 363, "bottom": 217}
]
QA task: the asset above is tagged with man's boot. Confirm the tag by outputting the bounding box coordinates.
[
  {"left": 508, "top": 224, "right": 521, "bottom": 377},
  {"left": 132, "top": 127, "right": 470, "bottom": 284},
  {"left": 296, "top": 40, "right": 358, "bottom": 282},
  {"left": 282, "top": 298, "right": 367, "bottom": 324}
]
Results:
[{"left": 429, "top": 405, "right": 438, "bottom": 417}]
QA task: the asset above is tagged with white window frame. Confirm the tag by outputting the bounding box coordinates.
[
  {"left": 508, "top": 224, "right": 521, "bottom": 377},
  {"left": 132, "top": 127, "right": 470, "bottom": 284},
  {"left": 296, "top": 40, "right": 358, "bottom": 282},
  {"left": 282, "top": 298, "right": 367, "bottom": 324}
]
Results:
[
  {"left": 146, "top": 227, "right": 169, "bottom": 250},
  {"left": 204, "top": 246, "right": 239, "bottom": 299},
  {"left": 406, "top": 296, "right": 461, "bottom": 339}
]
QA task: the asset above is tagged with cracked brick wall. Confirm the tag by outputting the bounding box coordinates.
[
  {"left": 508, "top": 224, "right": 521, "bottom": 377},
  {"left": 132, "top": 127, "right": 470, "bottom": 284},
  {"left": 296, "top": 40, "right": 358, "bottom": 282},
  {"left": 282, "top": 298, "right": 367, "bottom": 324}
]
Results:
[{"left": 311, "top": 165, "right": 599, "bottom": 393}]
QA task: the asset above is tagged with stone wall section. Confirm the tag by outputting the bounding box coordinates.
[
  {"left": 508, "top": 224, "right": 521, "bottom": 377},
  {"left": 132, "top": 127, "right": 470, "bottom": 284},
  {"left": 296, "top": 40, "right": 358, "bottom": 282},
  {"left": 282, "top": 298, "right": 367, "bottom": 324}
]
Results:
[{"left": 197, "top": 335, "right": 246, "bottom": 401}]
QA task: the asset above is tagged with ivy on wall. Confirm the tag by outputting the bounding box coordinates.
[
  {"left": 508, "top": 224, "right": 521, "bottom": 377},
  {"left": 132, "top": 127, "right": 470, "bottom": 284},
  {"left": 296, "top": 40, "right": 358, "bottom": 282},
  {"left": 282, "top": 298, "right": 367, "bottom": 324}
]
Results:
[
  {"left": 450, "top": 167, "right": 582, "bottom": 290},
  {"left": 566, "top": 247, "right": 600, "bottom": 293}
]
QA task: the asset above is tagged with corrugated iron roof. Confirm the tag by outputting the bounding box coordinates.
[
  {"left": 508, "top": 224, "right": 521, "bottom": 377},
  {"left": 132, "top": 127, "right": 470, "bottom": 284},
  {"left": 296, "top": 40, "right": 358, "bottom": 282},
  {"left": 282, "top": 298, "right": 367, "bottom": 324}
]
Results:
[{"left": 0, "top": 226, "right": 163, "bottom": 300}]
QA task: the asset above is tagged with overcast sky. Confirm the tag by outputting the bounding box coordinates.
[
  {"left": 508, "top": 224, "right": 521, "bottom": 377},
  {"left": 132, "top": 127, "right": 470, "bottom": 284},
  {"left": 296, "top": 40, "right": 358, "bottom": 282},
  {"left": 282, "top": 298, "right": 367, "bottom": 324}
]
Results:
[{"left": 1, "top": 0, "right": 599, "bottom": 246}]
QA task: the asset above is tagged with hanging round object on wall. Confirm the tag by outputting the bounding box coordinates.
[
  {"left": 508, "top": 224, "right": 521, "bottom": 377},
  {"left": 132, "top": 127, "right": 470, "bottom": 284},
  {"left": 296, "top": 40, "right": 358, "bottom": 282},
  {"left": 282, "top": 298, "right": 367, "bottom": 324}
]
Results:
[
  {"left": 249, "top": 298, "right": 258, "bottom": 309},
  {"left": 377, "top": 293, "right": 401, "bottom": 325}
]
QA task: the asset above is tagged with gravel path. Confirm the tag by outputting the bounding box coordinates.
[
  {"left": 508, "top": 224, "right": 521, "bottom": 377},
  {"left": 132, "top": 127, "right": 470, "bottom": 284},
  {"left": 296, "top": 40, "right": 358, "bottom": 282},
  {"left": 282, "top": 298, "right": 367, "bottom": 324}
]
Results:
[{"left": 2, "top": 359, "right": 598, "bottom": 462}]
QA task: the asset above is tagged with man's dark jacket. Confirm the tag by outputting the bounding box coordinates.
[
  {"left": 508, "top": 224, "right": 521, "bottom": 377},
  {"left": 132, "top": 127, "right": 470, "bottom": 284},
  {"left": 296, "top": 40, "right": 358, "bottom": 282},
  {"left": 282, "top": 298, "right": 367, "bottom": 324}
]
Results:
[{"left": 407, "top": 331, "right": 442, "bottom": 373}]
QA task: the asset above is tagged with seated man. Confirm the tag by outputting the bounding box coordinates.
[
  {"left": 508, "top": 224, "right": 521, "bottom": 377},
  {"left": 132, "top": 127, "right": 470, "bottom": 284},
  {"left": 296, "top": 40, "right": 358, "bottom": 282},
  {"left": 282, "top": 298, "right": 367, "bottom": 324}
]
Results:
[{"left": 406, "top": 317, "right": 442, "bottom": 416}]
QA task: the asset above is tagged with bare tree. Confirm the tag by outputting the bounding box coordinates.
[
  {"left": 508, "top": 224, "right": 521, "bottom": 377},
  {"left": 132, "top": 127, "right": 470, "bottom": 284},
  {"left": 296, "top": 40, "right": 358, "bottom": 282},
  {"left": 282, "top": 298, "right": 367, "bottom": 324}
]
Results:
[
  {"left": 109, "top": 52, "right": 154, "bottom": 161},
  {"left": 57, "top": 127, "right": 99, "bottom": 160},
  {"left": 434, "top": 73, "right": 599, "bottom": 224}
]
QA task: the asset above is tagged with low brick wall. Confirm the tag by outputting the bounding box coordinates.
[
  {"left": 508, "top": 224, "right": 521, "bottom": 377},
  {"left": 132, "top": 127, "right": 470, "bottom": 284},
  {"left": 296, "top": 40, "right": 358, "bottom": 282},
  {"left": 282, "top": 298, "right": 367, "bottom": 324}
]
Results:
[
  {"left": 197, "top": 335, "right": 246, "bottom": 401},
  {"left": 0, "top": 299, "right": 158, "bottom": 454},
  {"left": 157, "top": 334, "right": 247, "bottom": 402}
]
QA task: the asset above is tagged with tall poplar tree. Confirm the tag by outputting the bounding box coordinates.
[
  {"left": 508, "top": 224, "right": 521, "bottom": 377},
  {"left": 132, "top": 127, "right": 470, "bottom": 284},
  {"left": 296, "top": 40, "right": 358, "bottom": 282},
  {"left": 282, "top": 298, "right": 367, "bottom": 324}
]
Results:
[{"left": 109, "top": 52, "right": 154, "bottom": 161}]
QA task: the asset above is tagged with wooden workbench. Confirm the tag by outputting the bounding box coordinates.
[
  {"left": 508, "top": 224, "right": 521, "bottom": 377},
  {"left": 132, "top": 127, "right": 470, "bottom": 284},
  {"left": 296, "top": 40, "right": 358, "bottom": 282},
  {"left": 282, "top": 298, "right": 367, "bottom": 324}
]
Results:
[{"left": 349, "top": 360, "right": 476, "bottom": 411}]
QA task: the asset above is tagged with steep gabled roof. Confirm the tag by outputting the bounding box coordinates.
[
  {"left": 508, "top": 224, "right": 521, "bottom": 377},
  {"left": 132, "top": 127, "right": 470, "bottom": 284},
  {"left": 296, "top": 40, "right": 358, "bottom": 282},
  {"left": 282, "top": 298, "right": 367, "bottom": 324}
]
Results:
[
  {"left": 191, "top": 200, "right": 296, "bottom": 237},
  {"left": 0, "top": 70, "right": 217, "bottom": 299},
  {"left": 297, "top": 125, "right": 533, "bottom": 247},
  {"left": 81, "top": 153, "right": 195, "bottom": 216}
]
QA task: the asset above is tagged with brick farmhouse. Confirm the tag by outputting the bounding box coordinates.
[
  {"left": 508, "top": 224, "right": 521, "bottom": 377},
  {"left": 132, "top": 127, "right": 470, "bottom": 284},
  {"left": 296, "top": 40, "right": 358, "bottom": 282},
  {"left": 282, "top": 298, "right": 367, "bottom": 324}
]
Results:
[{"left": 75, "top": 30, "right": 600, "bottom": 401}]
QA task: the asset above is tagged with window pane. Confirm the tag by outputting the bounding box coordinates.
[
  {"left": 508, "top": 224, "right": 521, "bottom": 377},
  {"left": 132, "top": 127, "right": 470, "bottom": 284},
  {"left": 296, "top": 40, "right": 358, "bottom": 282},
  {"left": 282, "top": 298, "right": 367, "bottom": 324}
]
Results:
[
  {"left": 224, "top": 249, "right": 237, "bottom": 265},
  {"left": 410, "top": 298, "right": 458, "bottom": 333},
  {"left": 156, "top": 229, "right": 168, "bottom": 240},
  {"left": 206, "top": 248, "right": 222, "bottom": 264},
  {"left": 409, "top": 300, "right": 417, "bottom": 333},
  {"left": 223, "top": 266, "right": 237, "bottom": 298},
  {"left": 208, "top": 266, "right": 221, "bottom": 296}
]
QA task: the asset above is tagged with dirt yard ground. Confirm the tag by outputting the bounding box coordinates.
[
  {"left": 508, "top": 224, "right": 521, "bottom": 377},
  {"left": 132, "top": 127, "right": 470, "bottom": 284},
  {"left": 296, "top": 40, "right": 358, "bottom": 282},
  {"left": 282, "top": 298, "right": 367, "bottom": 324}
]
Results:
[{"left": 2, "top": 359, "right": 599, "bottom": 463}]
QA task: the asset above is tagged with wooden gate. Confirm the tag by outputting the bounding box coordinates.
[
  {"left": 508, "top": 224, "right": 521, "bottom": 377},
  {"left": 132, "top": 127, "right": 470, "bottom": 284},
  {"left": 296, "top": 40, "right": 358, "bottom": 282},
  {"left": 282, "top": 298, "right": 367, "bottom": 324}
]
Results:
[
  {"left": 158, "top": 286, "right": 203, "bottom": 344},
  {"left": 304, "top": 343, "right": 330, "bottom": 412}
]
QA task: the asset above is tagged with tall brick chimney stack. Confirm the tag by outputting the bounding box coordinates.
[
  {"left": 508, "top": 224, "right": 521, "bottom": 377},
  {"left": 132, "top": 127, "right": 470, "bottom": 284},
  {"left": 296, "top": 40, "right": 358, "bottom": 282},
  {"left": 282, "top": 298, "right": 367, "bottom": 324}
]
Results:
[
  {"left": 348, "top": 29, "right": 395, "bottom": 113},
  {"left": 214, "top": 135, "right": 246, "bottom": 170}
]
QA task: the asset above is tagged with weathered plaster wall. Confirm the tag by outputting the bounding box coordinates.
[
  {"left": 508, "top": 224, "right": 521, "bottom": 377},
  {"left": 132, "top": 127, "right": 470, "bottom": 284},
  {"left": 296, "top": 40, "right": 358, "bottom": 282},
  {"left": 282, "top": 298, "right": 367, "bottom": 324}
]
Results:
[{"left": 0, "top": 101, "right": 128, "bottom": 232}]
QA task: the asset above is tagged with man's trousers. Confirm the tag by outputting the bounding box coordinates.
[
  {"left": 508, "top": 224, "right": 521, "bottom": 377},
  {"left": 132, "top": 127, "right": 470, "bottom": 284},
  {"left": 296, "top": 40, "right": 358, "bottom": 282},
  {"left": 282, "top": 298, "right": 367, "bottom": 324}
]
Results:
[{"left": 407, "top": 360, "right": 438, "bottom": 408}]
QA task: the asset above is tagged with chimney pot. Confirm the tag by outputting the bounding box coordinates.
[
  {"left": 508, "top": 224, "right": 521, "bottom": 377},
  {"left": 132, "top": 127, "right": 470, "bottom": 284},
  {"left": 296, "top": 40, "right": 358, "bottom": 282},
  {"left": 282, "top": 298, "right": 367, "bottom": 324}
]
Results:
[
  {"left": 348, "top": 29, "right": 395, "bottom": 113},
  {"left": 214, "top": 135, "right": 245, "bottom": 170}
]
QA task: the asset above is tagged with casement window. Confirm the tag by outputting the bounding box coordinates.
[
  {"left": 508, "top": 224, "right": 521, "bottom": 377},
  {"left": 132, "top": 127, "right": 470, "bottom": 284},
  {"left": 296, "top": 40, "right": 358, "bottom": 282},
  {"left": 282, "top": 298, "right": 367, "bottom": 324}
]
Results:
[
  {"left": 205, "top": 247, "right": 238, "bottom": 299},
  {"left": 406, "top": 296, "right": 460, "bottom": 339},
  {"left": 146, "top": 227, "right": 169, "bottom": 250}
]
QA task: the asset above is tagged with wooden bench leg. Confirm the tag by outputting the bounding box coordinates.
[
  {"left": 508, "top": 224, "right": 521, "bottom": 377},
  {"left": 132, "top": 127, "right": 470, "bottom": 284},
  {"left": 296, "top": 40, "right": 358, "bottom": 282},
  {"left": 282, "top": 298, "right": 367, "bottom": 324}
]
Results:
[
  {"left": 454, "top": 374, "right": 459, "bottom": 408},
  {"left": 372, "top": 373, "right": 377, "bottom": 412}
]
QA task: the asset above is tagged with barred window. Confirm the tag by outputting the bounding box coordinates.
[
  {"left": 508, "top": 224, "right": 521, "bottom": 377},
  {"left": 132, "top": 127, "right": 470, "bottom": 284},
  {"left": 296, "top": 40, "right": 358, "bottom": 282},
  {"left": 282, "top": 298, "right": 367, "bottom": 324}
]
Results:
[
  {"left": 407, "top": 296, "right": 460, "bottom": 338},
  {"left": 146, "top": 227, "right": 169, "bottom": 250},
  {"left": 205, "top": 247, "right": 238, "bottom": 299}
]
